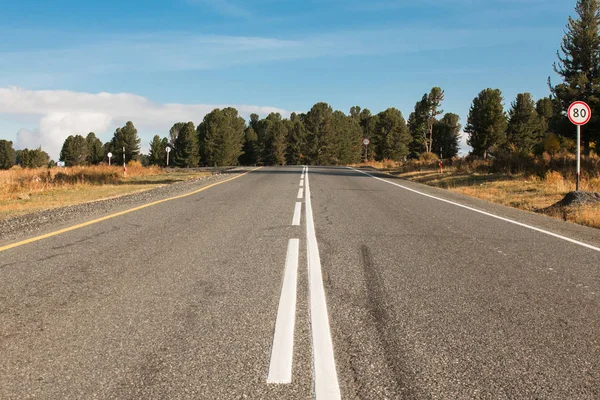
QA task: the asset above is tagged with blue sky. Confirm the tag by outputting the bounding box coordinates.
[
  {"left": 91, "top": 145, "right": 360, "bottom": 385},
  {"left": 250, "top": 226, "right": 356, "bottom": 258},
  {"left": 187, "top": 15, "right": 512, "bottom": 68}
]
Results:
[{"left": 0, "top": 0, "right": 575, "bottom": 158}]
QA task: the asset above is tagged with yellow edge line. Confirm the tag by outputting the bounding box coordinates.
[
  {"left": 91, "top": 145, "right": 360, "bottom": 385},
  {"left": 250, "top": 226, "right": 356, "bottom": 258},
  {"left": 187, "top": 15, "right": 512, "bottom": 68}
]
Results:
[{"left": 0, "top": 167, "right": 262, "bottom": 253}]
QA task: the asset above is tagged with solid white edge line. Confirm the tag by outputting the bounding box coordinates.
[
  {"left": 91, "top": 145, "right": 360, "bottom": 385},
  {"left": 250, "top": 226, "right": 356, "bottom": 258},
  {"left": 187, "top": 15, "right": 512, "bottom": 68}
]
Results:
[
  {"left": 267, "top": 238, "right": 300, "bottom": 384},
  {"left": 305, "top": 168, "right": 342, "bottom": 400},
  {"left": 298, "top": 188, "right": 304, "bottom": 199},
  {"left": 292, "top": 202, "right": 302, "bottom": 226},
  {"left": 349, "top": 167, "right": 600, "bottom": 253}
]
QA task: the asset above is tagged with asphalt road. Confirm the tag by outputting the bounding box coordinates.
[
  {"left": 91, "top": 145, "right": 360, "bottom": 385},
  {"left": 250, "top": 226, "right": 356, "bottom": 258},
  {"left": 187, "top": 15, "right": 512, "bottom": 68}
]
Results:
[{"left": 1, "top": 166, "right": 599, "bottom": 399}]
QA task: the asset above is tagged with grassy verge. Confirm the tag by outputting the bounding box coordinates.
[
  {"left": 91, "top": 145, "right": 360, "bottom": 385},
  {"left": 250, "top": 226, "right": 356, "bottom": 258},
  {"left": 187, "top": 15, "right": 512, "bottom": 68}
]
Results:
[
  {"left": 357, "top": 160, "right": 600, "bottom": 230},
  {"left": 0, "top": 165, "right": 211, "bottom": 220}
]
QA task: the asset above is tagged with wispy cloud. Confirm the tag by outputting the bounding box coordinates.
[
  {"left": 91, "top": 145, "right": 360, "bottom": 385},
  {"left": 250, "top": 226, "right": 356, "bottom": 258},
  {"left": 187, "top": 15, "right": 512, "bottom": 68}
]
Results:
[
  {"left": 186, "top": 0, "right": 253, "bottom": 18},
  {"left": 0, "top": 87, "right": 289, "bottom": 158},
  {"left": 0, "top": 26, "right": 555, "bottom": 83}
]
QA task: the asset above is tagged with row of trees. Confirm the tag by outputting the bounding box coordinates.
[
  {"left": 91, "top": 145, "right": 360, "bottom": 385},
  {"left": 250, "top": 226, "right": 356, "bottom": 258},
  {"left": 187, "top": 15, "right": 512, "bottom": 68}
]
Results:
[
  {"left": 143, "top": 100, "right": 461, "bottom": 168},
  {"left": 0, "top": 140, "right": 50, "bottom": 169},
  {"left": 59, "top": 124, "right": 142, "bottom": 167},
  {"left": 0, "top": 98, "right": 459, "bottom": 169}
]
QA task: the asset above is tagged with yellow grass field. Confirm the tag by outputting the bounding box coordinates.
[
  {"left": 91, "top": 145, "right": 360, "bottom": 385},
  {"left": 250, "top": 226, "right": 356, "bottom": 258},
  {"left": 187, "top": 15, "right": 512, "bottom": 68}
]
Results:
[{"left": 0, "top": 164, "right": 211, "bottom": 219}]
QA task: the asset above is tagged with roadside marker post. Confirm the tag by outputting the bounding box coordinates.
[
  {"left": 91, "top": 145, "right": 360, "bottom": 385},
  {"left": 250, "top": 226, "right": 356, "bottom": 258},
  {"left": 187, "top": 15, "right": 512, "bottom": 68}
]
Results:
[
  {"left": 107, "top": 152, "right": 112, "bottom": 166},
  {"left": 166, "top": 146, "right": 171, "bottom": 166},
  {"left": 567, "top": 101, "right": 592, "bottom": 191},
  {"left": 123, "top": 146, "right": 126, "bottom": 177},
  {"left": 362, "top": 138, "right": 370, "bottom": 161}
]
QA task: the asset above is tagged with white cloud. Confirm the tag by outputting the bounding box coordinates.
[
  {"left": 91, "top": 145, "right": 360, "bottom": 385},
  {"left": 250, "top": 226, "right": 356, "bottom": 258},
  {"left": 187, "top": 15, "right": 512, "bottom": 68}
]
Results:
[{"left": 1, "top": 87, "right": 289, "bottom": 159}]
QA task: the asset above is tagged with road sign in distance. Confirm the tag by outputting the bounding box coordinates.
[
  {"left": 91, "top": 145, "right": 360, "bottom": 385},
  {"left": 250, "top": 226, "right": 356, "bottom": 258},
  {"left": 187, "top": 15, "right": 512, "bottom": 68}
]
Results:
[
  {"left": 107, "top": 152, "right": 113, "bottom": 158},
  {"left": 568, "top": 101, "right": 592, "bottom": 126},
  {"left": 166, "top": 146, "right": 171, "bottom": 153},
  {"left": 362, "top": 138, "right": 370, "bottom": 146}
]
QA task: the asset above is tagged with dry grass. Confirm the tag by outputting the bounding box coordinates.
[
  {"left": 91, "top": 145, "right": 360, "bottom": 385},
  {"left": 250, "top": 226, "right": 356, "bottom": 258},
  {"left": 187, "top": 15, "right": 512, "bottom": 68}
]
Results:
[
  {"left": 352, "top": 159, "right": 404, "bottom": 170},
  {"left": 357, "top": 158, "right": 600, "bottom": 229},
  {"left": 0, "top": 165, "right": 211, "bottom": 219}
]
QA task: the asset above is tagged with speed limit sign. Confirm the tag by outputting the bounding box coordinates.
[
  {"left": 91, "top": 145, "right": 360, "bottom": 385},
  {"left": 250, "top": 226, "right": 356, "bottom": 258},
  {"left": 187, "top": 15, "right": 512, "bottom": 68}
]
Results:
[
  {"left": 568, "top": 101, "right": 592, "bottom": 191},
  {"left": 568, "top": 101, "right": 592, "bottom": 126}
]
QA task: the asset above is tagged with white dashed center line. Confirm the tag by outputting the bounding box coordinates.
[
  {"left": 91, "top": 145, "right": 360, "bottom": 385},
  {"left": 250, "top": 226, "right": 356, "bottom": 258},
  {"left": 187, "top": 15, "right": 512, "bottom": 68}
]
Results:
[{"left": 292, "top": 202, "right": 302, "bottom": 226}]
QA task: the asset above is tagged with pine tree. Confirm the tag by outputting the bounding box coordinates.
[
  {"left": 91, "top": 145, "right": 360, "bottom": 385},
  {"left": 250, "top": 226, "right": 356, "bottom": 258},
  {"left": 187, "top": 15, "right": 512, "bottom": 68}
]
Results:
[
  {"left": 432, "top": 113, "right": 462, "bottom": 159},
  {"left": 408, "top": 95, "right": 429, "bottom": 158},
  {"left": 20, "top": 147, "right": 50, "bottom": 168},
  {"left": 169, "top": 122, "right": 187, "bottom": 147},
  {"left": 285, "top": 113, "right": 306, "bottom": 165},
  {"left": 0, "top": 140, "right": 16, "bottom": 170},
  {"left": 60, "top": 135, "right": 88, "bottom": 166},
  {"left": 349, "top": 106, "right": 362, "bottom": 122},
  {"left": 336, "top": 112, "right": 363, "bottom": 164},
  {"left": 198, "top": 108, "right": 245, "bottom": 166},
  {"left": 240, "top": 126, "right": 259, "bottom": 165},
  {"left": 426, "top": 87, "right": 445, "bottom": 153},
  {"left": 465, "top": 89, "right": 508, "bottom": 158},
  {"left": 304, "top": 102, "right": 334, "bottom": 164},
  {"left": 258, "top": 113, "right": 288, "bottom": 165},
  {"left": 148, "top": 135, "right": 168, "bottom": 166},
  {"left": 86, "top": 132, "right": 105, "bottom": 165},
  {"left": 551, "top": 0, "right": 600, "bottom": 154},
  {"left": 173, "top": 122, "right": 199, "bottom": 167},
  {"left": 110, "top": 121, "right": 141, "bottom": 165},
  {"left": 506, "top": 93, "right": 539, "bottom": 153},
  {"left": 374, "top": 108, "right": 411, "bottom": 161}
]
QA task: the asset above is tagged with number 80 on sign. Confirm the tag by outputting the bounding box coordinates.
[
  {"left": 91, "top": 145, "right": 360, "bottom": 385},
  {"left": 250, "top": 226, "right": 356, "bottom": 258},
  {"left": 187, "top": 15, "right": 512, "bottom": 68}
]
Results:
[{"left": 568, "top": 101, "right": 592, "bottom": 126}]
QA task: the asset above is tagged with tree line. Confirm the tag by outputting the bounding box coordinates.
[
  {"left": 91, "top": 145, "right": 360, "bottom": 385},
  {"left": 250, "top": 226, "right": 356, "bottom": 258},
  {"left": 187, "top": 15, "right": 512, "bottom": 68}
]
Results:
[
  {"left": 44, "top": 100, "right": 460, "bottom": 169},
  {"left": 0, "top": 0, "right": 597, "bottom": 169}
]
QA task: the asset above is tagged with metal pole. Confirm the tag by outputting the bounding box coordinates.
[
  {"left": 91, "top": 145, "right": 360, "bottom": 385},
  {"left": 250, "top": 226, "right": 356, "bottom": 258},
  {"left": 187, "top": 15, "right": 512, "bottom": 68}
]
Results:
[
  {"left": 167, "top": 152, "right": 169, "bottom": 166},
  {"left": 577, "top": 125, "right": 581, "bottom": 191}
]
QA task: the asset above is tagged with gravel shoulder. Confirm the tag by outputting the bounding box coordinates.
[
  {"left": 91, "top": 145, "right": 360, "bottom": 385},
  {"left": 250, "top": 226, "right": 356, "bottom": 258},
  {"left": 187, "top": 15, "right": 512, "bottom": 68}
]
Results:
[{"left": 0, "top": 169, "right": 248, "bottom": 244}]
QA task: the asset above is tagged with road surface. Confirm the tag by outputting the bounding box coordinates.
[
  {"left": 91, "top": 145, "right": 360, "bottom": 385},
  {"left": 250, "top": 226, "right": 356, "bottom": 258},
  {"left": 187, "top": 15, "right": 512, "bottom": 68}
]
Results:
[{"left": 1, "top": 166, "right": 599, "bottom": 399}]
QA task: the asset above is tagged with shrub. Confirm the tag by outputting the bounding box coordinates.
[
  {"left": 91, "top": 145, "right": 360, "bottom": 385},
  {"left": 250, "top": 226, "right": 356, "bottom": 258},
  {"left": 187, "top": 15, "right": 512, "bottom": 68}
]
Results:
[
  {"left": 419, "top": 152, "right": 439, "bottom": 162},
  {"left": 543, "top": 133, "right": 561, "bottom": 155}
]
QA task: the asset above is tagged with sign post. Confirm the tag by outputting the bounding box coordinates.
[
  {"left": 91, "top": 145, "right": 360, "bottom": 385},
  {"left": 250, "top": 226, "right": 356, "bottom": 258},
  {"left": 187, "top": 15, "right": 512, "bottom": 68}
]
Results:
[
  {"left": 567, "top": 101, "right": 592, "bottom": 191},
  {"left": 122, "top": 146, "right": 126, "bottom": 177},
  {"left": 107, "top": 152, "right": 112, "bottom": 166},
  {"left": 166, "top": 146, "right": 171, "bottom": 166},
  {"left": 362, "top": 138, "right": 370, "bottom": 161}
]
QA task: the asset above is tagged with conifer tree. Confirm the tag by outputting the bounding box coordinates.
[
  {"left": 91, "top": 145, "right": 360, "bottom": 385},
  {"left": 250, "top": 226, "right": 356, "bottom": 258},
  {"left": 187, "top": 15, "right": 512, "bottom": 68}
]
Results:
[
  {"left": 551, "top": 0, "right": 600, "bottom": 154},
  {"left": 173, "top": 122, "right": 199, "bottom": 167},
  {"left": 0, "top": 140, "right": 16, "bottom": 170},
  {"left": 465, "top": 89, "right": 508, "bottom": 158},
  {"left": 109, "top": 121, "right": 141, "bottom": 165},
  {"left": 85, "top": 132, "right": 105, "bottom": 165},
  {"left": 506, "top": 93, "right": 539, "bottom": 153}
]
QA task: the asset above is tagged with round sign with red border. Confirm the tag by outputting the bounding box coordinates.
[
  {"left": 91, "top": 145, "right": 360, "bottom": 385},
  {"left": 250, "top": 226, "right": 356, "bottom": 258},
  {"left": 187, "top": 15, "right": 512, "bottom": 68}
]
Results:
[
  {"left": 362, "top": 138, "right": 370, "bottom": 146},
  {"left": 568, "top": 101, "right": 592, "bottom": 126}
]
